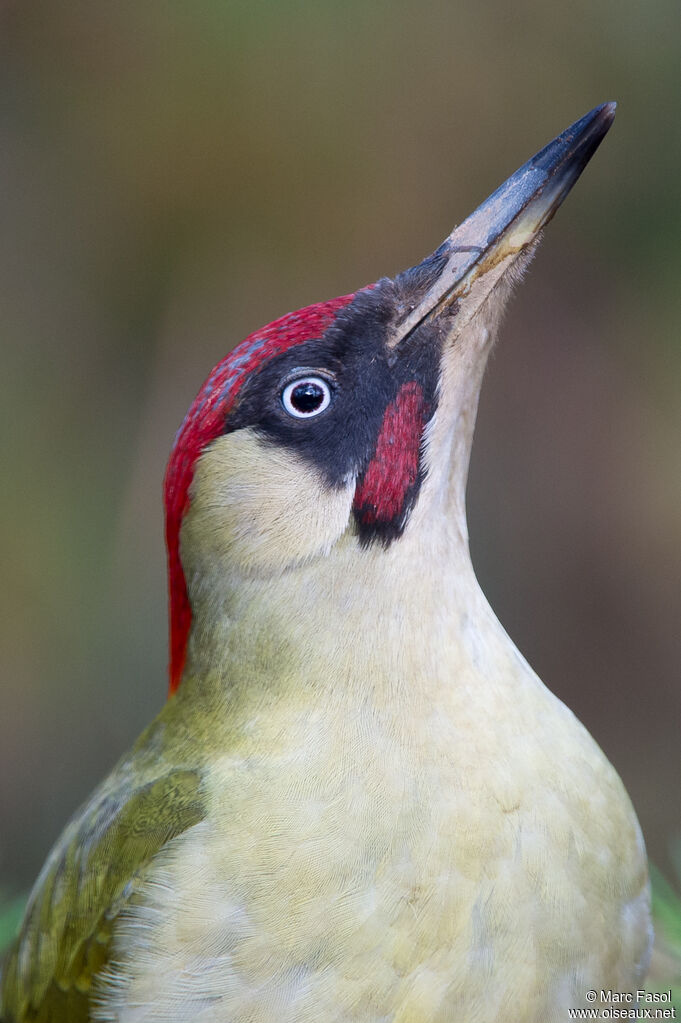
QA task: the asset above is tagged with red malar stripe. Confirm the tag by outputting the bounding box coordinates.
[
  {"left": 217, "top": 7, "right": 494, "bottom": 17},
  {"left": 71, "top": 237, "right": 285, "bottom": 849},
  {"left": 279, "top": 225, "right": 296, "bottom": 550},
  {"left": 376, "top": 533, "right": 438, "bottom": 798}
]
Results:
[{"left": 353, "top": 380, "right": 426, "bottom": 525}]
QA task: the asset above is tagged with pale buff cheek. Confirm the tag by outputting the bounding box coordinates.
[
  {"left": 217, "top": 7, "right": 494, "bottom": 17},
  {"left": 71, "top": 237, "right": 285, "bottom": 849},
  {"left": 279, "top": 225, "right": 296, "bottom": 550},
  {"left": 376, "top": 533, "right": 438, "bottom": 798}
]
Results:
[{"left": 181, "top": 430, "right": 355, "bottom": 578}]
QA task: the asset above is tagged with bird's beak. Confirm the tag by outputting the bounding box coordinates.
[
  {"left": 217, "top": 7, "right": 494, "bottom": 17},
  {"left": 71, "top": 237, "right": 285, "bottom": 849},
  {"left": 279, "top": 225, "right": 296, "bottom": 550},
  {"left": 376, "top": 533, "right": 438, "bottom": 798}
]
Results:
[{"left": 388, "top": 102, "right": 616, "bottom": 349}]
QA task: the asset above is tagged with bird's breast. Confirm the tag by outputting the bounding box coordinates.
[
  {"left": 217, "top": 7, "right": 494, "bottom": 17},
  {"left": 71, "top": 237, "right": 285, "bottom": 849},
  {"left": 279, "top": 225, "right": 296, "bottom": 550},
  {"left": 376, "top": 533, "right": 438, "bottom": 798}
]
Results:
[{"left": 98, "top": 663, "right": 650, "bottom": 1023}]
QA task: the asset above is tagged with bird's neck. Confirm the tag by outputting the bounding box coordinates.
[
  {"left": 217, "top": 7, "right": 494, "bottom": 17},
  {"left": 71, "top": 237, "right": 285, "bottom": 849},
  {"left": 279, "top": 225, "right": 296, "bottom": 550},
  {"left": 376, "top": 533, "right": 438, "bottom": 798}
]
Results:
[{"left": 181, "top": 516, "right": 524, "bottom": 719}]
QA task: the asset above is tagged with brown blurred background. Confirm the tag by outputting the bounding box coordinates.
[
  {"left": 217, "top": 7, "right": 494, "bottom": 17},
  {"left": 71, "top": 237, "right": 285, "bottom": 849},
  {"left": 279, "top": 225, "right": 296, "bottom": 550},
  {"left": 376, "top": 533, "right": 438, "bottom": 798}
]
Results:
[{"left": 0, "top": 0, "right": 679, "bottom": 894}]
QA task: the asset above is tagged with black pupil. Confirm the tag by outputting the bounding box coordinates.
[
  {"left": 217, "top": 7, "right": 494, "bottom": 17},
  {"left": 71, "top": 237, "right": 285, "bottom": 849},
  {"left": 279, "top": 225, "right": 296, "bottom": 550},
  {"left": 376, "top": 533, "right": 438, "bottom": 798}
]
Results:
[{"left": 290, "top": 381, "right": 325, "bottom": 413}]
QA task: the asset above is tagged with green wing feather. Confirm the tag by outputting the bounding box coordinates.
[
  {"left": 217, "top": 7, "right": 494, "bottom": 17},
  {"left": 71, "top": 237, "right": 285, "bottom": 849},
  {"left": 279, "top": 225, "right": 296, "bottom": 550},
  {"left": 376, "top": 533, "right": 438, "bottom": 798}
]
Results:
[{"left": 0, "top": 749, "right": 206, "bottom": 1022}]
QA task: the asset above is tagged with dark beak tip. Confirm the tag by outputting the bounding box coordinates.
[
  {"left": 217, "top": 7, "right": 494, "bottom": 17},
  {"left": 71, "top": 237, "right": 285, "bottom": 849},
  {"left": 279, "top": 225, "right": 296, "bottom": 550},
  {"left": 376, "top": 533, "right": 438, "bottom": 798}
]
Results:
[
  {"left": 530, "top": 101, "right": 618, "bottom": 185},
  {"left": 577, "top": 101, "right": 618, "bottom": 131},
  {"left": 590, "top": 100, "right": 618, "bottom": 136},
  {"left": 389, "top": 102, "right": 618, "bottom": 345}
]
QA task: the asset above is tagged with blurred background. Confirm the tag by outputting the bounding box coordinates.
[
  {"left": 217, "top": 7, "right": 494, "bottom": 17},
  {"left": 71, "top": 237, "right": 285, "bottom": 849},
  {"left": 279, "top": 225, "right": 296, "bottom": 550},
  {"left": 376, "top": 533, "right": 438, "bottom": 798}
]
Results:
[{"left": 0, "top": 0, "right": 679, "bottom": 911}]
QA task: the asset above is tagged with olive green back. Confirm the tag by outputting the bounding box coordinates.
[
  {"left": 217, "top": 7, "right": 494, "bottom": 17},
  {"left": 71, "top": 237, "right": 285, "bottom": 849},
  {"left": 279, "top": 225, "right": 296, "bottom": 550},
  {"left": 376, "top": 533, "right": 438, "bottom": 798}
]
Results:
[{"left": 0, "top": 767, "right": 205, "bottom": 1022}]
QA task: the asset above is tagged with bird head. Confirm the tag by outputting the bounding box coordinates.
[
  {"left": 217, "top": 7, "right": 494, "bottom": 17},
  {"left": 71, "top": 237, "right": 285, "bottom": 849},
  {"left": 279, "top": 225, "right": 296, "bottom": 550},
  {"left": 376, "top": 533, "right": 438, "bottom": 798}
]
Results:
[{"left": 164, "top": 104, "right": 615, "bottom": 695}]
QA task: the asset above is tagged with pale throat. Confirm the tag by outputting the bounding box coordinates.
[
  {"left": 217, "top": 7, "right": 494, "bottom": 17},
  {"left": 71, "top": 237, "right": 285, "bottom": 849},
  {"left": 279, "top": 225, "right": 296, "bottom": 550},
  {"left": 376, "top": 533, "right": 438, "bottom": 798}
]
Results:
[{"left": 181, "top": 523, "right": 503, "bottom": 710}]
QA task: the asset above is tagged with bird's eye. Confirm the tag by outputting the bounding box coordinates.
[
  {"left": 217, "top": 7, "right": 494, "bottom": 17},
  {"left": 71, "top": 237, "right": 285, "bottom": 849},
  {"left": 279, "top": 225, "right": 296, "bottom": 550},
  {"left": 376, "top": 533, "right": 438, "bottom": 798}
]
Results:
[{"left": 281, "top": 376, "right": 333, "bottom": 419}]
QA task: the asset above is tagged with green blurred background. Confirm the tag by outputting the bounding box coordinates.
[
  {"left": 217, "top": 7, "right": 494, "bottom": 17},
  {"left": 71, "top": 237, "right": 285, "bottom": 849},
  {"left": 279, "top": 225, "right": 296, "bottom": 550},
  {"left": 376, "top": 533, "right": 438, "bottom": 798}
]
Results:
[{"left": 0, "top": 0, "right": 679, "bottom": 906}]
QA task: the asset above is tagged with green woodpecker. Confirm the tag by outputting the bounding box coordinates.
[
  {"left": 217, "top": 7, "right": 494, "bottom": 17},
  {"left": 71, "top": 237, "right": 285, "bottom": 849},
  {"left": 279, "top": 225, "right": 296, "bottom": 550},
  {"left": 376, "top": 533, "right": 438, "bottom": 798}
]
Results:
[{"left": 1, "top": 103, "right": 651, "bottom": 1023}]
